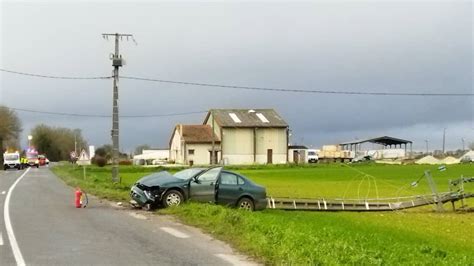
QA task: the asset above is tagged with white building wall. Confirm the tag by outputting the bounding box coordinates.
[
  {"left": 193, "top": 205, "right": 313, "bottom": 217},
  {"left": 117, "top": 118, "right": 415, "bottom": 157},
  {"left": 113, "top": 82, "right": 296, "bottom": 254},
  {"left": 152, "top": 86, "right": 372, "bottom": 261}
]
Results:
[
  {"left": 220, "top": 127, "right": 287, "bottom": 165},
  {"left": 221, "top": 128, "right": 254, "bottom": 165},
  {"left": 185, "top": 143, "right": 216, "bottom": 165},
  {"left": 169, "top": 128, "right": 184, "bottom": 164},
  {"left": 288, "top": 149, "right": 307, "bottom": 163},
  {"left": 205, "top": 113, "right": 221, "bottom": 140},
  {"left": 255, "top": 128, "right": 287, "bottom": 164}
]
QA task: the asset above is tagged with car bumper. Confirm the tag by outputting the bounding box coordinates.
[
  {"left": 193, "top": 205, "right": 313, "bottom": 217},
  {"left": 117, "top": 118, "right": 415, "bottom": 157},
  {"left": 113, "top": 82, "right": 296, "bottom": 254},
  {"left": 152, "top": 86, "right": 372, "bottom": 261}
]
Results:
[
  {"left": 255, "top": 198, "right": 267, "bottom": 210},
  {"left": 130, "top": 186, "right": 151, "bottom": 206}
]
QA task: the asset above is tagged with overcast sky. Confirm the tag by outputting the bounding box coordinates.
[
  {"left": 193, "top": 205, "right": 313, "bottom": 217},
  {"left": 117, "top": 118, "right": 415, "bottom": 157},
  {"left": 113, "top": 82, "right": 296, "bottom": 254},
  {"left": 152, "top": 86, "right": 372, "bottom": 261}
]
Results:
[{"left": 1, "top": 0, "right": 472, "bottom": 153}]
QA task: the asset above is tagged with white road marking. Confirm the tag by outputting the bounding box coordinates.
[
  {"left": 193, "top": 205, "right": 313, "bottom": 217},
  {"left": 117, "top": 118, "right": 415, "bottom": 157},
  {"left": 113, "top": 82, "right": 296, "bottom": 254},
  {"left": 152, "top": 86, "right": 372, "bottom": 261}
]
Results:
[
  {"left": 4, "top": 168, "right": 30, "bottom": 266},
  {"left": 0, "top": 232, "right": 3, "bottom": 246},
  {"left": 160, "top": 227, "right": 190, "bottom": 239},
  {"left": 215, "top": 254, "right": 257, "bottom": 266}
]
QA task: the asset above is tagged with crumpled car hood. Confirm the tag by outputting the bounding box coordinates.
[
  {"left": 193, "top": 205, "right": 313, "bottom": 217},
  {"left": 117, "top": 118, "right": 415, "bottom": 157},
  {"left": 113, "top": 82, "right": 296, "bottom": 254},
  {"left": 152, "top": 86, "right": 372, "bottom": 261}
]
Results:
[{"left": 136, "top": 171, "right": 188, "bottom": 187}]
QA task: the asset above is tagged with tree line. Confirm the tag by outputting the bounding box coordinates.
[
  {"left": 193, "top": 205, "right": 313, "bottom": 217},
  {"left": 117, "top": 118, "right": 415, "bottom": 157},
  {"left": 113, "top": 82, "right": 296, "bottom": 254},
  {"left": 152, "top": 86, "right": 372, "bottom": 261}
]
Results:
[{"left": 0, "top": 105, "right": 87, "bottom": 161}]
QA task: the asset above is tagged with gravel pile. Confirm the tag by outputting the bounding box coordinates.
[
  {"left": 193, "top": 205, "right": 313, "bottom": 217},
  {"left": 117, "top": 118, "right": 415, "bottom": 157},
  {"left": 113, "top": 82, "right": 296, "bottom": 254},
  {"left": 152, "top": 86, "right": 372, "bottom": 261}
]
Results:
[
  {"left": 415, "top": 155, "right": 440, "bottom": 165},
  {"left": 440, "top": 156, "right": 460, "bottom": 164}
]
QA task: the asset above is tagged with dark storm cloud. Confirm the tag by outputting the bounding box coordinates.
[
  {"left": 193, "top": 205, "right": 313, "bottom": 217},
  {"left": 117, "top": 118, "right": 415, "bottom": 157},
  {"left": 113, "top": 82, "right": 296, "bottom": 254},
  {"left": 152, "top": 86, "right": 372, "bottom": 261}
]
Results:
[{"left": 1, "top": 1, "right": 472, "bottom": 152}]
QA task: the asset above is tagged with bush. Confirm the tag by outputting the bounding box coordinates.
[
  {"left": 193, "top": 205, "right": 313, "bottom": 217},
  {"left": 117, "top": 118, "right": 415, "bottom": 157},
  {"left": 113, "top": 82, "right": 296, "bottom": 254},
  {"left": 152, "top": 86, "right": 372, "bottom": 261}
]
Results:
[
  {"left": 119, "top": 160, "right": 132, "bottom": 165},
  {"left": 94, "top": 156, "right": 107, "bottom": 167}
]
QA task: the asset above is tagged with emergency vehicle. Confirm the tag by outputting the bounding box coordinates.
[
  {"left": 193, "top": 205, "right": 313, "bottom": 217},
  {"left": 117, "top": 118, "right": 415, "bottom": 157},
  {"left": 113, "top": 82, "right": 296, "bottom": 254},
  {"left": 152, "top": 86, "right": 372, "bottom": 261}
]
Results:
[
  {"left": 3, "top": 151, "right": 21, "bottom": 170},
  {"left": 26, "top": 148, "right": 40, "bottom": 168}
]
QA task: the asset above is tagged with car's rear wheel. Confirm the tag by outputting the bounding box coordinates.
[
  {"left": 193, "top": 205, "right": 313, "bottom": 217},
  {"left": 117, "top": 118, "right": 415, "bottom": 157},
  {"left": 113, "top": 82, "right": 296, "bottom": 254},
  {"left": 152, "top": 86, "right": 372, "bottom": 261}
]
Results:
[
  {"left": 237, "top": 197, "right": 255, "bottom": 211},
  {"left": 162, "top": 190, "right": 184, "bottom": 208}
]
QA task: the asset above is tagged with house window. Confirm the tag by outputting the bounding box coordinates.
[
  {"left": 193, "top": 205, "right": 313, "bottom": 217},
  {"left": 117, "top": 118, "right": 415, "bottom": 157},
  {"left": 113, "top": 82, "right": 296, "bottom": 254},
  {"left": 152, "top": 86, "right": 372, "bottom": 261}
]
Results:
[{"left": 188, "top": 149, "right": 195, "bottom": 155}]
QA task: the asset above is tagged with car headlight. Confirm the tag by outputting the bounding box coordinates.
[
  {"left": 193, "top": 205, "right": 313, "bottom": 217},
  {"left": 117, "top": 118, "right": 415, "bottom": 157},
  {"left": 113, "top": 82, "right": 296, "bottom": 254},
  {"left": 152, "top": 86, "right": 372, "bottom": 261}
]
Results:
[{"left": 144, "top": 190, "right": 155, "bottom": 200}]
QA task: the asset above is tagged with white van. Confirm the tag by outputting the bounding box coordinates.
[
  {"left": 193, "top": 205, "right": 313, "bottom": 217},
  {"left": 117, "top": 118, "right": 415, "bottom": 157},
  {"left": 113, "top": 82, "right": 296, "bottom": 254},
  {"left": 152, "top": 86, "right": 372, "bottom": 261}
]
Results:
[
  {"left": 307, "top": 149, "right": 319, "bottom": 163},
  {"left": 3, "top": 151, "right": 21, "bottom": 170}
]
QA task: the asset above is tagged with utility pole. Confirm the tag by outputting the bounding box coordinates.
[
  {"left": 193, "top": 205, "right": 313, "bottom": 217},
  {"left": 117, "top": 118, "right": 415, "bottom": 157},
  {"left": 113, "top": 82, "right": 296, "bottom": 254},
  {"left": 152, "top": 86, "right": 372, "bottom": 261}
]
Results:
[
  {"left": 425, "top": 139, "right": 429, "bottom": 154},
  {"left": 102, "top": 33, "right": 135, "bottom": 183},
  {"left": 424, "top": 170, "right": 444, "bottom": 212},
  {"left": 442, "top": 128, "right": 446, "bottom": 154},
  {"left": 74, "top": 133, "right": 77, "bottom": 156},
  {"left": 462, "top": 138, "right": 465, "bottom": 151},
  {"left": 211, "top": 110, "right": 215, "bottom": 165}
]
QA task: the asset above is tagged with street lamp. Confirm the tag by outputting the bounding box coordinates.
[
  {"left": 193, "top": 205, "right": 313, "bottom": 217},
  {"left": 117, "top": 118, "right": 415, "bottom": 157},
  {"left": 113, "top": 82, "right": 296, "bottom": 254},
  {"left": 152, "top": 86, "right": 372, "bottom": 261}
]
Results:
[{"left": 28, "top": 135, "right": 33, "bottom": 148}]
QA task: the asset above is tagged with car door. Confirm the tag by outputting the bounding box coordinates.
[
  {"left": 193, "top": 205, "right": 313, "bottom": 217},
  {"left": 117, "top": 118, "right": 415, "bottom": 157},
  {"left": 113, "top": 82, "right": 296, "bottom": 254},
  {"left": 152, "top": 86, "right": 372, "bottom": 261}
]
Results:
[
  {"left": 216, "top": 172, "right": 242, "bottom": 205},
  {"left": 189, "top": 167, "right": 222, "bottom": 203}
]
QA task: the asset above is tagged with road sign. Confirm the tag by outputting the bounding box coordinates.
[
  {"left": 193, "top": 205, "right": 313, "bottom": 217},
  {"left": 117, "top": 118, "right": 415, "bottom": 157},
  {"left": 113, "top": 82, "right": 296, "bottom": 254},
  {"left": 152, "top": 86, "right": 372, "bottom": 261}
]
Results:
[
  {"left": 77, "top": 149, "right": 91, "bottom": 166},
  {"left": 70, "top": 151, "right": 77, "bottom": 159}
]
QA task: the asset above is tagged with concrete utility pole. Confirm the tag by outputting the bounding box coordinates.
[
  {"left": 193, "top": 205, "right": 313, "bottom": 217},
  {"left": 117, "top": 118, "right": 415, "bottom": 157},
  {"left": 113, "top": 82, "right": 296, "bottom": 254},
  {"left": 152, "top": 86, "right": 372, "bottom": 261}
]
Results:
[
  {"left": 462, "top": 138, "right": 465, "bottom": 151},
  {"left": 102, "top": 33, "right": 135, "bottom": 183},
  {"left": 424, "top": 170, "right": 444, "bottom": 212},
  {"left": 211, "top": 110, "right": 215, "bottom": 165},
  {"left": 425, "top": 139, "right": 429, "bottom": 154}
]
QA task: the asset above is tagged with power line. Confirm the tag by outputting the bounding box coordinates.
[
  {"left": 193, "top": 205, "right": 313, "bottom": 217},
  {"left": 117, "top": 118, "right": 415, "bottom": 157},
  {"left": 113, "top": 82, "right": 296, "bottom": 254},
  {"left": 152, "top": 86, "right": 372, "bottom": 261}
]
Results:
[
  {"left": 0, "top": 68, "right": 112, "bottom": 80},
  {"left": 8, "top": 106, "right": 206, "bottom": 118},
  {"left": 120, "top": 76, "right": 473, "bottom": 97},
  {"left": 1, "top": 68, "right": 472, "bottom": 96}
]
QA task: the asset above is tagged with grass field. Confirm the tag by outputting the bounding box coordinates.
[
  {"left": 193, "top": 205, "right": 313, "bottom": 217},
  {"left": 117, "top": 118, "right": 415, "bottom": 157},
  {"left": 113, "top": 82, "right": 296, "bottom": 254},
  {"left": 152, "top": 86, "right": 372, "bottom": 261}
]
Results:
[{"left": 52, "top": 163, "right": 474, "bottom": 265}]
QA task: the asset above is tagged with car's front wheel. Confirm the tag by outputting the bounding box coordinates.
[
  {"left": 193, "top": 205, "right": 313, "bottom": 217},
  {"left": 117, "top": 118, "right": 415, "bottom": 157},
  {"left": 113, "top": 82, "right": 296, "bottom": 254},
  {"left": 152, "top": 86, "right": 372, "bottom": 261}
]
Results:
[
  {"left": 162, "top": 190, "right": 184, "bottom": 208},
  {"left": 237, "top": 197, "right": 255, "bottom": 211}
]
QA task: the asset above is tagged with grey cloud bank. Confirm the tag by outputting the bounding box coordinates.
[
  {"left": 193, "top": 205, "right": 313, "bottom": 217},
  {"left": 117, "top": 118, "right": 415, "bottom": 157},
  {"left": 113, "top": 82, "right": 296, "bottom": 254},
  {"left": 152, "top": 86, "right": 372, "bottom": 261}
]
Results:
[{"left": 1, "top": 1, "right": 472, "bottom": 152}]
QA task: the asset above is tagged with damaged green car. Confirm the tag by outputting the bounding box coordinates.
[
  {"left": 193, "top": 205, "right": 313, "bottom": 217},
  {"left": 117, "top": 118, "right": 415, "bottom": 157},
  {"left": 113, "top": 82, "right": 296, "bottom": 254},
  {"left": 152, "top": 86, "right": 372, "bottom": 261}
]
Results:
[{"left": 130, "top": 167, "right": 267, "bottom": 211}]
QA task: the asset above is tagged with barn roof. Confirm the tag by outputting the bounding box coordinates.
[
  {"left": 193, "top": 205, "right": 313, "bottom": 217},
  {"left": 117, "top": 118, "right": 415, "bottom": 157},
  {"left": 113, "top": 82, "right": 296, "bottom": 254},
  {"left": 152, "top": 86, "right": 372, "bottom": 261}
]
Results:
[
  {"left": 289, "top": 145, "right": 308, "bottom": 149},
  {"left": 203, "top": 109, "right": 288, "bottom": 128},
  {"left": 169, "top": 124, "right": 220, "bottom": 146},
  {"left": 339, "top": 136, "right": 413, "bottom": 146}
]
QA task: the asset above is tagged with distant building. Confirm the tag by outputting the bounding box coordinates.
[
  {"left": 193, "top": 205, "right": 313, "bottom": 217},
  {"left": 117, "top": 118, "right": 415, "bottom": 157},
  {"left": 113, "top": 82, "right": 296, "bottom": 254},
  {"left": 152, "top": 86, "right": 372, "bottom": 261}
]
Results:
[
  {"left": 169, "top": 109, "right": 289, "bottom": 165},
  {"left": 339, "top": 136, "right": 413, "bottom": 159},
  {"left": 288, "top": 145, "right": 308, "bottom": 164},
  {"left": 169, "top": 125, "right": 220, "bottom": 165},
  {"left": 133, "top": 149, "right": 169, "bottom": 165},
  {"left": 203, "top": 109, "right": 289, "bottom": 165}
]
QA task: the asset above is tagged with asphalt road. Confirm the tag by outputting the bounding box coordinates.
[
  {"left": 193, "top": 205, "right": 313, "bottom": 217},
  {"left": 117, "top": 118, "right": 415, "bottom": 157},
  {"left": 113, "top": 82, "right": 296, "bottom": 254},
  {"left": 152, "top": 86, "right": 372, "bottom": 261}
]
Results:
[{"left": 0, "top": 167, "right": 257, "bottom": 266}]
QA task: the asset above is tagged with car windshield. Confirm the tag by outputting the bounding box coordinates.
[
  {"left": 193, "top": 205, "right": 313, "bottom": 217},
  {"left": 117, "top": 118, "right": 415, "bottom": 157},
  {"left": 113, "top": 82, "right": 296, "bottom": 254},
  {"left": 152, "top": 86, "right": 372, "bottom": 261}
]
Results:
[
  {"left": 173, "top": 168, "right": 204, "bottom": 180},
  {"left": 308, "top": 151, "right": 316, "bottom": 155},
  {"left": 5, "top": 154, "right": 19, "bottom": 160}
]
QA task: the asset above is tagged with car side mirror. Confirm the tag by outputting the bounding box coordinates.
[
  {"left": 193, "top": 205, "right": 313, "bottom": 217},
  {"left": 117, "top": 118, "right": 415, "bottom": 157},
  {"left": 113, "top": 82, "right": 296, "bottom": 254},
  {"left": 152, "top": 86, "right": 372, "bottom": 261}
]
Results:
[{"left": 193, "top": 177, "right": 201, "bottom": 184}]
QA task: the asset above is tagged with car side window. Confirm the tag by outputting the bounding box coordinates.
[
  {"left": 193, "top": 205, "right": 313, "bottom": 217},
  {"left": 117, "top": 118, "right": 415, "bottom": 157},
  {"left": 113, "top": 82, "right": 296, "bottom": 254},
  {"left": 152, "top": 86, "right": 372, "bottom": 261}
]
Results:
[
  {"left": 197, "top": 167, "right": 221, "bottom": 182},
  {"left": 237, "top": 177, "right": 245, "bottom": 185},
  {"left": 220, "top": 172, "right": 238, "bottom": 185}
]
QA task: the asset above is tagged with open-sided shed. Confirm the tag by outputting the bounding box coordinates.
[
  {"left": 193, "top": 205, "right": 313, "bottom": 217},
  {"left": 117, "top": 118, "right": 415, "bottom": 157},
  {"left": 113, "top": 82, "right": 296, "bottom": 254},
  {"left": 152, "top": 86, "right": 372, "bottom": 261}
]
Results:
[{"left": 340, "top": 136, "right": 413, "bottom": 158}]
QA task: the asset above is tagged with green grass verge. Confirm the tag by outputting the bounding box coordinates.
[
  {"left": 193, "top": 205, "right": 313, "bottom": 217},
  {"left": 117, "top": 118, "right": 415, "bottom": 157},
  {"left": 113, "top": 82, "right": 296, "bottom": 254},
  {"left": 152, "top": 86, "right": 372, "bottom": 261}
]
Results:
[
  {"left": 162, "top": 203, "right": 474, "bottom": 265},
  {"left": 51, "top": 163, "right": 474, "bottom": 265}
]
